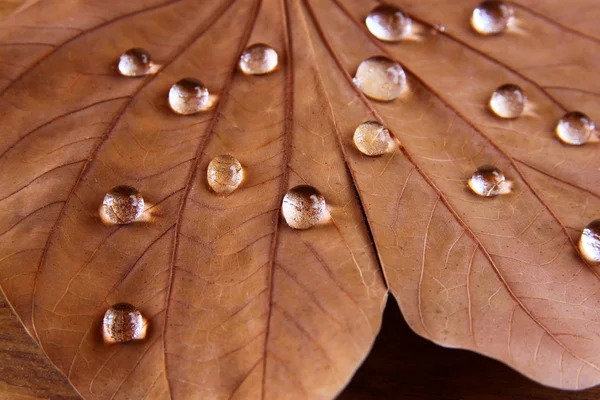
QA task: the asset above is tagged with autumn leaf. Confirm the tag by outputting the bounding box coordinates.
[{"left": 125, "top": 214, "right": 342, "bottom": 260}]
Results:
[{"left": 0, "top": 0, "right": 599, "bottom": 398}]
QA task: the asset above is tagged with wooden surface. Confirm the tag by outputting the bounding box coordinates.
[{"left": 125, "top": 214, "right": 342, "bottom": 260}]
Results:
[
  {"left": 1, "top": 1, "right": 600, "bottom": 399},
  {"left": 0, "top": 297, "right": 80, "bottom": 400},
  {"left": 2, "top": 293, "right": 600, "bottom": 399}
]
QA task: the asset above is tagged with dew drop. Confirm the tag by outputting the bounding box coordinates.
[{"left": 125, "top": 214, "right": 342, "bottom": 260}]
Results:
[
  {"left": 489, "top": 84, "right": 525, "bottom": 119},
  {"left": 353, "top": 121, "right": 392, "bottom": 156},
  {"left": 353, "top": 56, "right": 406, "bottom": 102},
  {"left": 168, "top": 78, "right": 210, "bottom": 115},
  {"left": 555, "top": 111, "right": 596, "bottom": 145},
  {"left": 467, "top": 165, "right": 512, "bottom": 197},
  {"left": 239, "top": 43, "right": 279, "bottom": 75},
  {"left": 282, "top": 185, "right": 327, "bottom": 230},
  {"left": 103, "top": 303, "right": 147, "bottom": 343},
  {"left": 101, "top": 185, "right": 144, "bottom": 224},
  {"left": 471, "top": 0, "right": 514, "bottom": 35},
  {"left": 118, "top": 48, "right": 153, "bottom": 77},
  {"left": 579, "top": 220, "right": 600, "bottom": 262},
  {"left": 207, "top": 154, "right": 244, "bottom": 194},
  {"left": 365, "top": 5, "right": 412, "bottom": 42}
]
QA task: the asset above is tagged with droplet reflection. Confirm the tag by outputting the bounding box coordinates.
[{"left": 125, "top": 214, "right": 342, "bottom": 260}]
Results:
[
  {"left": 103, "top": 303, "right": 147, "bottom": 343},
  {"left": 239, "top": 43, "right": 279, "bottom": 75},
  {"left": 468, "top": 165, "right": 512, "bottom": 197},
  {"left": 471, "top": 0, "right": 514, "bottom": 35},
  {"left": 489, "top": 84, "right": 525, "bottom": 119},
  {"left": 579, "top": 220, "right": 600, "bottom": 262},
  {"left": 353, "top": 56, "right": 406, "bottom": 102},
  {"left": 556, "top": 111, "right": 596, "bottom": 145},
  {"left": 168, "top": 78, "right": 210, "bottom": 115},
  {"left": 207, "top": 154, "right": 244, "bottom": 194},
  {"left": 282, "top": 185, "right": 327, "bottom": 230},
  {"left": 101, "top": 185, "right": 144, "bottom": 224},
  {"left": 353, "top": 121, "right": 392, "bottom": 156},
  {"left": 365, "top": 5, "right": 412, "bottom": 42},
  {"left": 118, "top": 48, "right": 155, "bottom": 77}
]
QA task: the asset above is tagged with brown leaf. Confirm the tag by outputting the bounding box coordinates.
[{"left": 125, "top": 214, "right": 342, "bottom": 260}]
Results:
[{"left": 0, "top": 0, "right": 598, "bottom": 398}]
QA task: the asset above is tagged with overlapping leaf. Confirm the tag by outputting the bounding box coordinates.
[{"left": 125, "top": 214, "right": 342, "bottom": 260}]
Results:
[{"left": 0, "top": 0, "right": 598, "bottom": 398}]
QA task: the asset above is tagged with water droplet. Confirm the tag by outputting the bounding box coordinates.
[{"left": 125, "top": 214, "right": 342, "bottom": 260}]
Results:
[
  {"left": 489, "top": 84, "right": 525, "bottom": 119},
  {"left": 118, "top": 48, "right": 153, "bottom": 77},
  {"left": 207, "top": 154, "right": 244, "bottom": 194},
  {"left": 365, "top": 5, "right": 412, "bottom": 42},
  {"left": 353, "top": 121, "right": 392, "bottom": 156},
  {"left": 471, "top": 1, "right": 514, "bottom": 35},
  {"left": 579, "top": 220, "right": 600, "bottom": 262},
  {"left": 282, "top": 185, "right": 327, "bottom": 230},
  {"left": 168, "top": 78, "right": 210, "bottom": 115},
  {"left": 556, "top": 111, "right": 596, "bottom": 145},
  {"left": 353, "top": 56, "right": 406, "bottom": 102},
  {"left": 103, "top": 303, "right": 147, "bottom": 343},
  {"left": 467, "top": 165, "right": 512, "bottom": 197},
  {"left": 101, "top": 185, "right": 144, "bottom": 224},
  {"left": 239, "top": 43, "right": 278, "bottom": 75}
]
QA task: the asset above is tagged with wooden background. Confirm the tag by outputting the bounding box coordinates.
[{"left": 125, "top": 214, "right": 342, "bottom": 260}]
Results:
[{"left": 1, "top": 1, "right": 600, "bottom": 399}]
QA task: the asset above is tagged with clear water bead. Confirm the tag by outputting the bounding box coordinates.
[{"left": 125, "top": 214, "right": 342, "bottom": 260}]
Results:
[
  {"left": 282, "top": 185, "right": 327, "bottom": 230},
  {"left": 207, "top": 154, "right": 244, "bottom": 194},
  {"left": 468, "top": 165, "right": 512, "bottom": 197},
  {"left": 471, "top": 1, "right": 514, "bottom": 35},
  {"left": 118, "top": 48, "right": 152, "bottom": 77},
  {"left": 102, "top": 185, "right": 144, "bottom": 224},
  {"left": 579, "top": 220, "right": 600, "bottom": 262},
  {"left": 239, "top": 43, "right": 278, "bottom": 75},
  {"left": 365, "top": 5, "right": 412, "bottom": 42},
  {"left": 103, "top": 303, "right": 147, "bottom": 343},
  {"left": 556, "top": 111, "right": 596, "bottom": 145},
  {"left": 353, "top": 121, "right": 392, "bottom": 156},
  {"left": 353, "top": 56, "right": 406, "bottom": 101},
  {"left": 489, "top": 84, "right": 525, "bottom": 119},
  {"left": 168, "top": 78, "right": 210, "bottom": 115}
]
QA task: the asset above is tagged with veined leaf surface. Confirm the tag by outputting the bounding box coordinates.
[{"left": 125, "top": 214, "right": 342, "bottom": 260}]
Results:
[{"left": 0, "top": 0, "right": 598, "bottom": 398}]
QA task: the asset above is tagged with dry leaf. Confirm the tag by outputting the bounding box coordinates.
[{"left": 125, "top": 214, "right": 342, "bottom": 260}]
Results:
[{"left": 0, "top": 0, "right": 598, "bottom": 398}]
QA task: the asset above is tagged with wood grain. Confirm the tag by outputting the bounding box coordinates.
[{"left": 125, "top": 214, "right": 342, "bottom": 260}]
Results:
[{"left": 0, "top": 296, "right": 79, "bottom": 400}]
